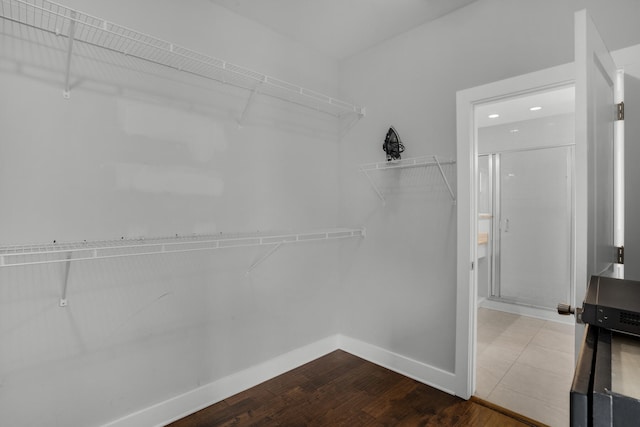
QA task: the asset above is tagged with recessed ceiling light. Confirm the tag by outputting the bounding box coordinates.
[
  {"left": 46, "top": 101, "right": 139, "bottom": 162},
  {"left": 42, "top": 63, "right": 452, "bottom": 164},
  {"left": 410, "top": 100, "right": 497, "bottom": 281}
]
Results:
[
  {"left": 529, "top": 106, "right": 542, "bottom": 111},
  {"left": 510, "top": 129, "right": 519, "bottom": 133},
  {"left": 488, "top": 114, "right": 500, "bottom": 119}
]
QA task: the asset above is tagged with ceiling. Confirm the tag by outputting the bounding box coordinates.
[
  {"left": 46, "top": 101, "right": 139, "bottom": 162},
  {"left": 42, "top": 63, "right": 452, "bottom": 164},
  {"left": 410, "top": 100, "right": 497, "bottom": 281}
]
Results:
[
  {"left": 475, "top": 86, "right": 576, "bottom": 128},
  {"left": 209, "top": 0, "right": 478, "bottom": 60}
]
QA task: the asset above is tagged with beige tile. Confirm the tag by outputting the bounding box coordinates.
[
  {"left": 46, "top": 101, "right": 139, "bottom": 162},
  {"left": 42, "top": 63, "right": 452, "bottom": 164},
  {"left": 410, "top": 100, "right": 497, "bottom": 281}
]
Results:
[
  {"left": 478, "top": 310, "right": 573, "bottom": 427},
  {"left": 477, "top": 326, "right": 503, "bottom": 346},
  {"left": 517, "top": 343, "right": 574, "bottom": 378},
  {"left": 543, "top": 319, "right": 575, "bottom": 335},
  {"left": 479, "top": 329, "right": 533, "bottom": 358},
  {"left": 497, "top": 361, "right": 571, "bottom": 408},
  {"left": 479, "top": 311, "right": 544, "bottom": 343},
  {"left": 475, "top": 365, "right": 502, "bottom": 399},
  {"left": 476, "top": 341, "right": 489, "bottom": 357},
  {"left": 477, "top": 351, "right": 513, "bottom": 382},
  {"left": 478, "top": 308, "right": 519, "bottom": 330},
  {"left": 478, "top": 340, "right": 521, "bottom": 367},
  {"left": 511, "top": 315, "right": 547, "bottom": 331},
  {"left": 531, "top": 328, "right": 574, "bottom": 355},
  {"left": 478, "top": 307, "right": 516, "bottom": 321},
  {"left": 488, "top": 384, "right": 569, "bottom": 427},
  {"left": 493, "top": 331, "right": 535, "bottom": 351}
]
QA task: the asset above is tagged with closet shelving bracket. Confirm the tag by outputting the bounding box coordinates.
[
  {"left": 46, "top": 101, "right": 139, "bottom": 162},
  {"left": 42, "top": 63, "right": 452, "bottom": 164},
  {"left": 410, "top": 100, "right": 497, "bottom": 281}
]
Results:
[
  {"left": 246, "top": 242, "right": 283, "bottom": 275},
  {"left": 59, "top": 252, "right": 72, "bottom": 306},
  {"left": 359, "top": 155, "right": 456, "bottom": 204},
  {"left": 237, "top": 80, "right": 263, "bottom": 128},
  {"left": 0, "top": 0, "right": 365, "bottom": 119},
  {"left": 62, "top": 10, "right": 76, "bottom": 99}
]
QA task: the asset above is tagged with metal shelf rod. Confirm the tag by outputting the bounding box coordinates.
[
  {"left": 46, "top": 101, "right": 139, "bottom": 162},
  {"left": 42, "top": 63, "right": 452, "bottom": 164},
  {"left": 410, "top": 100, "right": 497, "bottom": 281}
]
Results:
[
  {"left": 0, "top": 228, "right": 365, "bottom": 268},
  {"left": 0, "top": 0, "right": 365, "bottom": 117}
]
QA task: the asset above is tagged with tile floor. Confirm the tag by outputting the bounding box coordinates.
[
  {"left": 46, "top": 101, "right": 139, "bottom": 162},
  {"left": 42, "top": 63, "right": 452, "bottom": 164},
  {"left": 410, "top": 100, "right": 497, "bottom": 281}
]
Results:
[{"left": 475, "top": 307, "right": 575, "bottom": 427}]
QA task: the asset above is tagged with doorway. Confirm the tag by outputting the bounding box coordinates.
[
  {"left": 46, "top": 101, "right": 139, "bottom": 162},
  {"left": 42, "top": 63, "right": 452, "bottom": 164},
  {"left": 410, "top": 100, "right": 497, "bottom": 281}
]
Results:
[
  {"left": 475, "top": 86, "right": 576, "bottom": 316},
  {"left": 456, "top": 11, "right": 626, "bottom": 427},
  {"left": 473, "top": 87, "right": 576, "bottom": 425}
]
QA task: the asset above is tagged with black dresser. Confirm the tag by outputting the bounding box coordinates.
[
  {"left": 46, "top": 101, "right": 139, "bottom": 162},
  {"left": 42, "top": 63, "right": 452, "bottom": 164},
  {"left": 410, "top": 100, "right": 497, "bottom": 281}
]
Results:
[{"left": 571, "top": 277, "right": 640, "bottom": 426}]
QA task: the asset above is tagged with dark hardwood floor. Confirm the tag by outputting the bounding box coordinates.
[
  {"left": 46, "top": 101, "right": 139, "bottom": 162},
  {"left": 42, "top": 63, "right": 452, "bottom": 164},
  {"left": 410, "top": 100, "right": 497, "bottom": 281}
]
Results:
[{"left": 168, "top": 350, "right": 544, "bottom": 427}]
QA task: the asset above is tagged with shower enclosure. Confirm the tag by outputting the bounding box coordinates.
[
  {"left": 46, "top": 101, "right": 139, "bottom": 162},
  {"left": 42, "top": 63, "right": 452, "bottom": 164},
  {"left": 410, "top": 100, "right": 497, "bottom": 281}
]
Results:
[
  {"left": 485, "top": 146, "right": 573, "bottom": 310},
  {"left": 475, "top": 86, "right": 576, "bottom": 313}
]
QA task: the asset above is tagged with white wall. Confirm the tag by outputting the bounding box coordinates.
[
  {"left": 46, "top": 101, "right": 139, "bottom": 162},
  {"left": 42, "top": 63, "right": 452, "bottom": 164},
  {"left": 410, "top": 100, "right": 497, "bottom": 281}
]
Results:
[
  {"left": 3, "top": 0, "right": 640, "bottom": 425},
  {"left": 338, "top": 0, "right": 640, "bottom": 384},
  {"left": 0, "top": 1, "right": 355, "bottom": 426}
]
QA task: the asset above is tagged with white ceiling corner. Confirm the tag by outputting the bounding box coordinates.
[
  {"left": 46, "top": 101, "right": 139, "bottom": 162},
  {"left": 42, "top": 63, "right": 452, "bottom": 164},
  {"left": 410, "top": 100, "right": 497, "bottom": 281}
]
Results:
[{"left": 209, "top": 0, "right": 478, "bottom": 60}]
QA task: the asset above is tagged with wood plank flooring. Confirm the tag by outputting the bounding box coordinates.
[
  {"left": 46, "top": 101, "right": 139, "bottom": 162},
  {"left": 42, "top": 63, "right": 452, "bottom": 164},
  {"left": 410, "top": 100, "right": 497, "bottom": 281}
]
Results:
[{"left": 168, "top": 350, "right": 543, "bottom": 427}]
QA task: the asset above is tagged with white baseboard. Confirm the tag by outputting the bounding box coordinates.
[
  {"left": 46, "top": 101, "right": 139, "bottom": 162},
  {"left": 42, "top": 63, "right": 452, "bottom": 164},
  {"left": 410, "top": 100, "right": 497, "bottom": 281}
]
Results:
[
  {"left": 337, "top": 334, "right": 457, "bottom": 396},
  {"left": 479, "top": 298, "right": 573, "bottom": 324},
  {"left": 102, "top": 334, "right": 459, "bottom": 427},
  {"left": 102, "top": 335, "right": 340, "bottom": 427}
]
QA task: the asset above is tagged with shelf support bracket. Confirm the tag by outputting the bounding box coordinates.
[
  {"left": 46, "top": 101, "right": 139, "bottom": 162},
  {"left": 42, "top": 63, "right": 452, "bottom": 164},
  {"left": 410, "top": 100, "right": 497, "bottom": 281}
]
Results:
[
  {"left": 246, "top": 242, "right": 283, "bottom": 274},
  {"left": 59, "top": 252, "right": 72, "bottom": 307},
  {"left": 361, "top": 169, "right": 386, "bottom": 205},
  {"left": 62, "top": 11, "right": 77, "bottom": 99},
  {"left": 433, "top": 155, "right": 456, "bottom": 203},
  {"left": 339, "top": 107, "right": 366, "bottom": 139},
  {"left": 238, "top": 81, "right": 263, "bottom": 127}
]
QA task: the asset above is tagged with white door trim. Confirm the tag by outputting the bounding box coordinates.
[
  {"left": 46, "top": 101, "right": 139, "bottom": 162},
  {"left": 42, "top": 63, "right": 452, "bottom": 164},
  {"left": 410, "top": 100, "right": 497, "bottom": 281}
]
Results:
[{"left": 455, "top": 63, "right": 575, "bottom": 398}]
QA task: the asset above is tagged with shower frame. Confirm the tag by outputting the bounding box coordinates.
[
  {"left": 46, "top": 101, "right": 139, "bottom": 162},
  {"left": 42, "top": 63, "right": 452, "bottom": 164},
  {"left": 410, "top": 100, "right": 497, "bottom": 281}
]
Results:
[{"left": 483, "top": 145, "right": 575, "bottom": 312}]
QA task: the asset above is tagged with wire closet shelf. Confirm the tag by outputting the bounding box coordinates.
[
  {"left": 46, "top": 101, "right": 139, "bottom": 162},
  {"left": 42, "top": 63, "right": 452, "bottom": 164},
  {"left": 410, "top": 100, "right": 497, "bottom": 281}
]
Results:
[
  {"left": 359, "top": 155, "right": 456, "bottom": 203},
  {"left": 0, "top": 228, "right": 365, "bottom": 267},
  {"left": 0, "top": 0, "right": 365, "bottom": 117}
]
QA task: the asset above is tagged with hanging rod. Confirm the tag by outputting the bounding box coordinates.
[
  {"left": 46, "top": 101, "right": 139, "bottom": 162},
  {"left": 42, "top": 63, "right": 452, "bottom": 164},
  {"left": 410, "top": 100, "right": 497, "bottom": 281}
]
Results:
[
  {"left": 0, "top": 228, "right": 365, "bottom": 267},
  {"left": 0, "top": 0, "right": 365, "bottom": 118},
  {"left": 359, "top": 155, "right": 456, "bottom": 203}
]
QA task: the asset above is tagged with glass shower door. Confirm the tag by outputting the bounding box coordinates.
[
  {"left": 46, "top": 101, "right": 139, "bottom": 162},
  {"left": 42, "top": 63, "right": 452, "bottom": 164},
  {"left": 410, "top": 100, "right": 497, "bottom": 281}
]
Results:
[{"left": 493, "top": 146, "right": 572, "bottom": 309}]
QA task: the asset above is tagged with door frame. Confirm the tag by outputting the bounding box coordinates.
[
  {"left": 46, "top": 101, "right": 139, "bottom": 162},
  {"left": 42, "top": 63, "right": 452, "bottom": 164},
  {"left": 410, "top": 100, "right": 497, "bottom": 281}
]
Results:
[{"left": 454, "top": 63, "right": 575, "bottom": 398}]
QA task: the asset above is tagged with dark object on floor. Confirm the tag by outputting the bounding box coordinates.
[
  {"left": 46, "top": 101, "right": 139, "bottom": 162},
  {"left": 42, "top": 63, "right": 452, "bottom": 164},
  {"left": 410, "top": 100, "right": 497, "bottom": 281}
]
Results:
[{"left": 168, "top": 350, "right": 541, "bottom": 426}]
